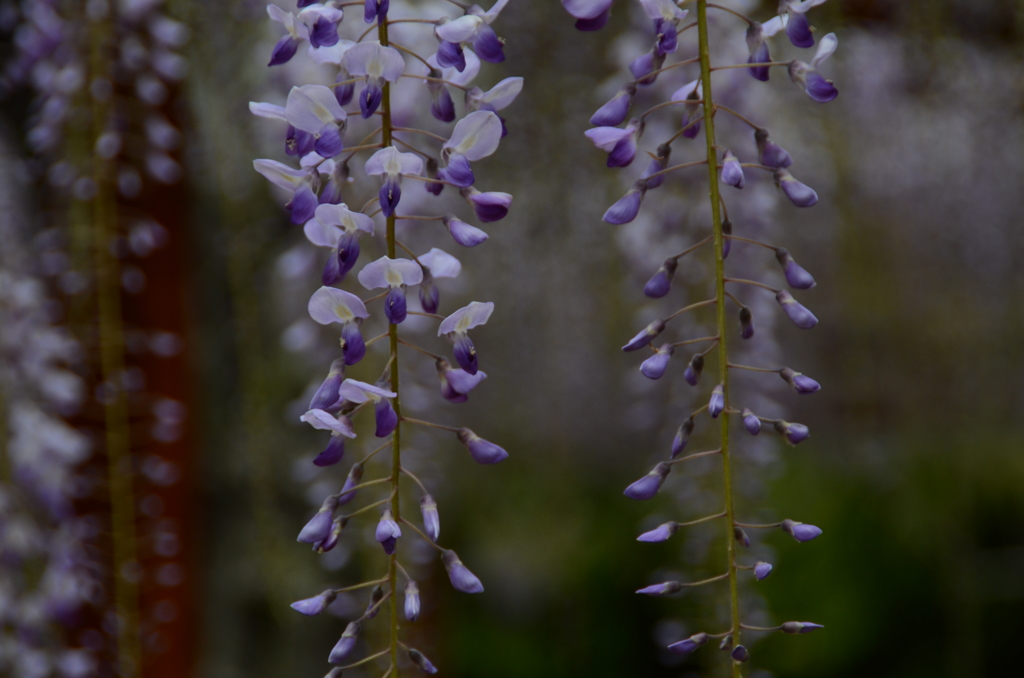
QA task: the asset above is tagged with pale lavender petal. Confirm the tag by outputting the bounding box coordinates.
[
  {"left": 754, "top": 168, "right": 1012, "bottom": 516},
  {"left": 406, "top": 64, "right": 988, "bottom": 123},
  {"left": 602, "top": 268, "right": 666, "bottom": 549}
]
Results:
[
  {"left": 438, "top": 301, "right": 494, "bottom": 335},
  {"left": 358, "top": 256, "right": 424, "bottom": 289},
  {"left": 445, "top": 110, "right": 502, "bottom": 161},
  {"left": 307, "top": 286, "right": 369, "bottom": 323}
]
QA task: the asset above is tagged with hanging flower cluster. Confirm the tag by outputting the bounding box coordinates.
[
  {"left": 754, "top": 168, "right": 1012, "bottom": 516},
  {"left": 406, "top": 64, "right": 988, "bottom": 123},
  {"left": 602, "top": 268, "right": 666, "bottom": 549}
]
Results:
[
  {"left": 564, "top": 0, "right": 836, "bottom": 670},
  {"left": 252, "top": 0, "right": 519, "bottom": 673}
]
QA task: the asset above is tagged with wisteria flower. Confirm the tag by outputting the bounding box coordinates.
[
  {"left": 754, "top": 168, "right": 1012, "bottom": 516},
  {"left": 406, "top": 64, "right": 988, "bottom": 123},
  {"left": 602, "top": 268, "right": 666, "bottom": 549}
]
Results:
[
  {"left": 623, "top": 462, "right": 671, "bottom": 500},
  {"left": 436, "top": 357, "right": 488, "bottom": 403},
  {"left": 307, "top": 286, "right": 371, "bottom": 364},
  {"left": 297, "top": 4, "right": 343, "bottom": 49},
  {"left": 640, "top": 0, "right": 688, "bottom": 55},
  {"left": 416, "top": 247, "right": 462, "bottom": 313},
  {"left": 591, "top": 82, "right": 637, "bottom": 127},
  {"left": 307, "top": 39, "right": 358, "bottom": 106},
  {"left": 357, "top": 256, "right": 424, "bottom": 324},
  {"left": 775, "top": 247, "right": 816, "bottom": 289},
  {"left": 281, "top": 85, "right": 347, "bottom": 157},
  {"left": 364, "top": 146, "right": 425, "bottom": 216},
  {"left": 438, "top": 301, "right": 494, "bottom": 374},
  {"left": 667, "top": 633, "right": 708, "bottom": 655},
  {"left": 465, "top": 77, "right": 523, "bottom": 115},
  {"left": 443, "top": 214, "right": 488, "bottom": 247},
  {"left": 789, "top": 33, "right": 838, "bottom": 102},
  {"left": 775, "top": 289, "right": 818, "bottom": 328},
  {"left": 755, "top": 128, "right": 792, "bottom": 168},
  {"left": 338, "top": 378, "right": 398, "bottom": 437},
  {"left": 462, "top": 187, "right": 512, "bottom": 222},
  {"left": 267, "top": 4, "right": 310, "bottom": 66},
  {"left": 604, "top": 180, "right": 647, "bottom": 224},
  {"left": 291, "top": 589, "right": 337, "bottom": 616},
  {"left": 585, "top": 117, "right": 643, "bottom": 168},
  {"left": 364, "top": 0, "right": 389, "bottom": 25},
  {"left": 781, "top": 519, "right": 822, "bottom": 542},
  {"left": 441, "top": 111, "right": 503, "bottom": 187},
  {"left": 671, "top": 80, "right": 702, "bottom": 139},
  {"left": 420, "top": 495, "right": 440, "bottom": 542},
  {"left": 409, "top": 649, "right": 438, "bottom": 674},
  {"left": 720, "top": 150, "right": 744, "bottom": 188},
  {"left": 306, "top": 203, "right": 375, "bottom": 284},
  {"left": 342, "top": 41, "right": 405, "bottom": 117},
  {"left": 456, "top": 427, "right": 507, "bottom": 464},
  {"left": 309, "top": 358, "right": 346, "bottom": 411},
  {"left": 637, "top": 521, "right": 679, "bottom": 542},
  {"left": 252, "top": 159, "right": 317, "bottom": 224},
  {"left": 441, "top": 549, "right": 484, "bottom": 593},
  {"left": 563, "top": 0, "right": 613, "bottom": 31},
  {"left": 375, "top": 508, "right": 402, "bottom": 555},
  {"left": 435, "top": 0, "right": 509, "bottom": 64},
  {"left": 774, "top": 169, "right": 818, "bottom": 207},
  {"left": 427, "top": 48, "right": 482, "bottom": 86},
  {"left": 329, "top": 622, "right": 361, "bottom": 664},
  {"left": 404, "top": 581, "right": 421, "bottom": 620},
  {"left": 299, "top": 408, "right": 356, "bottom": 438}
]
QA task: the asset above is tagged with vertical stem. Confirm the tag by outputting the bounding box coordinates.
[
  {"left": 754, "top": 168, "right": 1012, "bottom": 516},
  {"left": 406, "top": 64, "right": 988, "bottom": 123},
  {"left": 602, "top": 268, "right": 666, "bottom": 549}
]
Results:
[
  {"left": 378, "top": 15, "right": 402, "bottom": 676},
  {"left": 695, "top": 3, "right": 741, "bottom": 675},
  {"left": 90, "top": 12, "right": 142, "bottom": 677}
]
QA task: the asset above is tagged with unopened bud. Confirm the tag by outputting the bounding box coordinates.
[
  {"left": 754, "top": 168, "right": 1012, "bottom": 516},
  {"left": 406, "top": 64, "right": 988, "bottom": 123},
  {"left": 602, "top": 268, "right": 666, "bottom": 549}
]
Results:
[
  {"left": 668, "top": 632, "right": 709, "bottom": 655},
  {"left": 408, "top": 648, "right": 439, "bottom": 674},
  {"left": 738, "top": 306, "right": 754, "bottom": 339},
  {"left": 781, "top": 621, "right": 824, "bottom": 634},
  {"left": 754, "top": 561, "right": 773, "bottom": 580},
  {"left": 734, "top": 526, "right": 750, "bottom": 547},
  {"left": 780, "top": 367, "right": 821, "bottom": 394},
  {"left": 623, "top": 462, "right": 671, "bottom": 500},
  {"left": 684, "top": 353, "right": 704, "bottom": 386},
  {"left": 731, "top": 644, "right": 750, "bottom": 662},
  {"left": 636, "top": 581, "right": 683, "bottom": 596},
  {"left": 622, "top": 319, "right": 666, "bottom": 352},
  {"left": 774, "top": 419, "right": 810, "bottom": 445},
  {"left": 671, "top": 417, "right": 695, "bottom": 457},
  {"left": 644, "top": 258, "right": 678, "bottom": 298},
  {"left": 781, "top": 519, "right": 822, "bottom": 542},
  {"left": 741, "top": 408, "right": 761, "bottom": 435},
  {"left": 708, "top": 383, "right": 725, "bottom": 418},
  {"left": 775, "top": 247, "right": 816, "bottom": 289}
]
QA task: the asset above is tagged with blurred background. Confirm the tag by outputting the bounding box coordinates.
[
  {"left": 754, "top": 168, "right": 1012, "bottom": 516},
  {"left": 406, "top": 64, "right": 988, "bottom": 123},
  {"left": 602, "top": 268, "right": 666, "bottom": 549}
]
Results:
[{"left": 2, "top": 1, "right": 1024, "bottom": 677}]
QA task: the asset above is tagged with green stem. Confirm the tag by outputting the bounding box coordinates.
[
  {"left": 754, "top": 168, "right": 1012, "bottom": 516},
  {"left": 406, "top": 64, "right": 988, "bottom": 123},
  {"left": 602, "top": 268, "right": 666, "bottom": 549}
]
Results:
[
  {"left": 378, "top": 16, "right": 402, "bottom": 677},
  {"left": 696, "top": 2, "right": 741, "bottom": 675}
]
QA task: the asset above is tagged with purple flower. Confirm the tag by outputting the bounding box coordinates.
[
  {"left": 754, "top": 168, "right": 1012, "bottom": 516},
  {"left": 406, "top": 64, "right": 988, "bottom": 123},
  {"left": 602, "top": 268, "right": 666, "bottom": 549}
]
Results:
[
  {"left": 290, "top": 589, "right": 337, "bottom": 616},
  {"left": 641, "top": 144, "right": 672, "bottom": 190},
  {"left": 252, "top": 159, "right": 317, "bottom": 224},
  {"left": 774, "top": 247, "right": 816, "bottom": 289},
  {"left": 720, "top": 150, "right": 745, "bottom": 189},
  {"left": 591, "top": 82, "right": 637, "bottom": 126},
  {"left": 624, "top": 462, "right": 671, "bottom": 500},
  {"left": 741, "top": 408, "right": 761, "bottom": 436},
  {"left": 754, "top": 561, "right": 773, "bottom": 581},
  {"left": 738, "top": 306, "right": 755, "bottom": 339},
  {"left": 442, "top": 111, "right": 504, "bottom": 187},
  {"left": 285, "top": 124, "right": 315, "bottom": 157},
  {"left": 774, "top": 419, "right": 810, "bottom": 444},
  {"left": 439, "top": 301, "right": 494, "bottom": 373},
  {"left": 667, "top": 632, "right": 708, "bottom": 655},
  {"left": 416, "top": 247, "right": 461, "bottom": 313},
  {"left": 734, "top": 526, "right": 751, "bottom": 547},
  {"left": 309, "top": 358, "right": 345, "bottom": 411},
  {"left": 375, "top": 399, "right": 398, "bottom": 437},
  {"left": 409, "top": 648, "right": 439, "bottom": 674},
  {"left": 562, "top": 0, "right": 613, "bottom": 31},
  {"left": 444, "top": 215, "right": 489, "bottom": 247},
  {"left": 754, "top": 129, "right": 793, "bottom": 169},
  {"left": 644, "top": 258, "right": 677, "bottom": 297},
  {"left": 364, "top": 585, "right": 385, "bottom": 619},
  {"left": 281, "top": 85, "right": 348, "bottom": 158},
  {"left": 775, "top": 290, "right": 818, "bottom": 328},
  {"left": 343, "top": 41, "right": 405, "bottom": 117},
  {"left": 630, "top": 50, "right": 666, "bottom": 85},
  {"left": 708, "top": 383, "right": 725, "bottom": 418},
  {"left": 603, "top": 180, "right": 647, "bottom": 224},
  {"left": 442, "top": 549, "right": 485, "bottom": 593},
  {"left": 745, "top": 22, "right": 771, "bottom": 81},
  {"left": 267, "top": 5, "right": 310, "bottom": 66},
  {"left": 585, "top": 118, "right": 643, "bottom": 168},
  {"left": 358, "top": 256, "right": 424, "bottom": 324},
  {"left": 671, "top": 80, "right": 703, "bottom": 138},
  {"left": 328, "top": 621, "right": 361, "bottom": 664},
  {"left": 307, "top": 286, "right": 370, "bottom": 364},
  {"left": 300, "top": 409, "right": 357, "bottom": 444},
  {"left": 375, "top": 508, "right": 402, "bottom": 555},
  {"left": 789, "top": 33, "right": 839, "bottom": 102},
  {"left": 363, "top": 0, "right": 389, "bottom": 23},
  {"left": 435, "top": 357, "right": 487, "bottom": 402},
  {"left": 313, "top": 434, "right": 346, "bottom": 467},
  {"left": 774, "top": 168, "right": 818, "bottom": 207},
  {"left": 435, "top": 39, "right": 466, "bottom": 71},
  {"left": 622, "top": 319, "right": 666, "bottom": 352},
  {"left": 636, "top": 581, "right": 683, "bottom": 596},
  {"left": 684, "top": 353, "right": 705, "bottom": 386},
  {"left": 315, "top": 518, "right": 345, "bottom": 553},
  {"left": 782, "top": 519, "right": 822, "bottom": 542},
  {"left": 640, "top": 345, "right": 674, "bottom": 379},
  {"left": 463, "top": 187, "right": 512, "bottom": 222},
  {"left": 671, "top": 417, "right": 694, "bottom": 457},
  {"left": 420, "top": 494, "right": 440, "bottom": 541},
  {"left": 306, "top": 203, "right": 375, "bottom": 283},
  {"left": 365, "top": 146, "right": 424, "bottom": 216},
  {"left": 435, "top": 1, "right": 510, "bottom": 63},
  {"left": 457, "top": 427, "right": 508, "bottom": 464},
  {"left": 300, "top": 5, "right": 342, "bottom": 49},
  {"left": 338, "top": 463, "right": 364, "bottom": 505},
  {"left": 298, "top": 496, "right": 339, "bottom": 543},
  {"left": 780, "top": 367, "right": 821, "bottom": 394},
  {"left": 638, "top": 521, "right": 679, "bottom": 542},
  {"left": 731, "top": 645, "right": 750, "bottom": 663},
  {"left": 404, "top": 581, "right": 421, "bottom": 621},
  {"left": 782, "top": 621, "right": 824, "bottom": 633}
]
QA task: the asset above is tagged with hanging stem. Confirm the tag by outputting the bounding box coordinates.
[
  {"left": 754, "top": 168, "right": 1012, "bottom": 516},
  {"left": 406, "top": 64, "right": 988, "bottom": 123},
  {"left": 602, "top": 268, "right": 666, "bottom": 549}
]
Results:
[
  {"left": 378, "top": 15, "right": 402, "bottom": 677},
  {"left": 696, "top": 2, "right": 741, "bottom": 675}
]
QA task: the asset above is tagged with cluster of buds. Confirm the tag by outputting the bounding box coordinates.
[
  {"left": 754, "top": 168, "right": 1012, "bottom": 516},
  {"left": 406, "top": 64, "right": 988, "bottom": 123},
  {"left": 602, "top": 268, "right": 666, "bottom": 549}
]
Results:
[
  {"left": 252, "top": 0, "right": 519, "bottom": 673},
  {"left": 564, "top": 0, "right": 836, "bottom": 670}
]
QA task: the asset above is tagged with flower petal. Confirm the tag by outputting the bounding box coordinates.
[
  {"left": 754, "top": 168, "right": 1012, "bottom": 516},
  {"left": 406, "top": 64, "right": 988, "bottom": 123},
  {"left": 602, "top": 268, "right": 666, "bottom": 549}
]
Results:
[
  {"left": 438, "top": 301, "right": 494, "bottom": 335},
  {"left": 357, "top": 256, "right": 424, "bottom": 290},
  {"left": 314, "top": 203, "right": 375, "bottom": 234},
  {"left": 445, "top": 110, "right": 502, "bottom": 161},
  {"left": 417, "top": 248, "right": 462, "bottom": 278},
  {"left": 307, "top": 286, "right": 369, "bottom": 324},
  {"left": 285, "top": 85, "right": 346, "bottom": 133}
]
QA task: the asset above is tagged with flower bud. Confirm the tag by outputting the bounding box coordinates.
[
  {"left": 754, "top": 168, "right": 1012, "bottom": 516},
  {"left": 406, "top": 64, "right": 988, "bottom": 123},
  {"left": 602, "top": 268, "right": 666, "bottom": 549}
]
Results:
[
  {"left": 290, "top": 589, "right": 337, "bottom": 616},
  {"left": 781, "top": 519, "right": 822, "bottom": 542},
  {"left": 441, "top": 549, "right": 484, "bottom": 593},
  {"left": 603, "top": 180, "right": 647, "bottom": 224},
  {"left": 708, "top": 383, "right": 725, "bottom": 418},
  {"left": 456, "top": 427, "right": 509, "bottom": 464},
  {"left": 408, "top": 648, "right": 439, "bottom": 674},
  {"left": 775, "top": 290, "right": 818, "bottom": 328},
  {"left": 773, "top": 419, "right": 810, "bottom": 445},
  {"left": 644, "top": 257, "right": 678, "bottom": 298},
  {"left": 745, "top": 22, "right": 771, "bottom": 81},
  {"left": 683, "top": 354, "right": 704, "bottom": 386},
  {"left": 671, "top": 417, "right": 695, "bottom": 458},
  {"left": 775, "top": 247, "right": 816, "bottom": 289},
  {"left": 338, "top": 462, "right": 364, "bottom": 505},
  {"left": 316, "top": 517, "right": 346, "bottom": 553},
  {"left": 443, "top": 214, "right": 488, "bottom": 247},
  {"left": 622, "top": 318, "right": 665, "bottom": 352},
  {"left": 774, "top": 168, "right": 819, "bottom": 207},
  {"left": 623, "top": 462, "right": 671, "bottom": 500},
  {"left": 298, "top": 496, "right": 339, "bottom": 543},
  {"left": 640, "top": 344, "right": 674, "bottom": 379},
  {"left": 435, "top": 357, "right": 466, "bottom": 403},
  {"left": 328, "top": 621, "right": 361, "bottom": 664},
  {"left": 636, "top": 581, "right": 683, "bottom": 596},
  {"left": 420, "top": 494, "right": 440, "bottom": 542},
  {"left": 731, "top": 645, "right": 750, "bottom": 663},
  {"left": 722, "top": 218, "right": 732, "bottom": 258},
  {"left": 309, "top": 358, "right": 345, "bottom": 411},
  {"left": 780, "top": 367, "right": 821, "bottom": 394},
  {"left": 741, "top": 408, "right": 761, "bottom": 435},
  {"left": 590, "top": 82, "right": 636, "bottom": 127},
  {"left": 738, "top": 305, "right": 754, "bottom": 339},
  {"left": 667, "top": 632, "right": 708, "bottom": 655},
  {"left": 734, "top": 526, "right": 750, "bottom": 547},
  {"left": 364, "top": 584, "right": 385, "bottom": 619},
  {"left": 754, "top": 128, "right": 792, "bottom": 168},
  {"left": 404, "top": 580, "right": 421, "bottom": 621},
  {"left": 720, "top": 150, "right": 744, "bottom": 189},
  {"left": 375, "top": 399, "right": 398, "bottom": 437},
  {"left": 637, "top": 521, "right": 678, "bottom": 542},
  {"left": 375, "top": 508, "right": 402, "bottom": 555},
  {"left": 718, "top": 634, "right": 733, "bottom": 650},
  {"left": 781, "top": 621, "right": 824, "bottom": 634},
  {"left": 313, "top": 434, "right": 346, "bottom": 467},
  {"left": 754, "top": 561, "right": 773, "bottom": 580}
]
